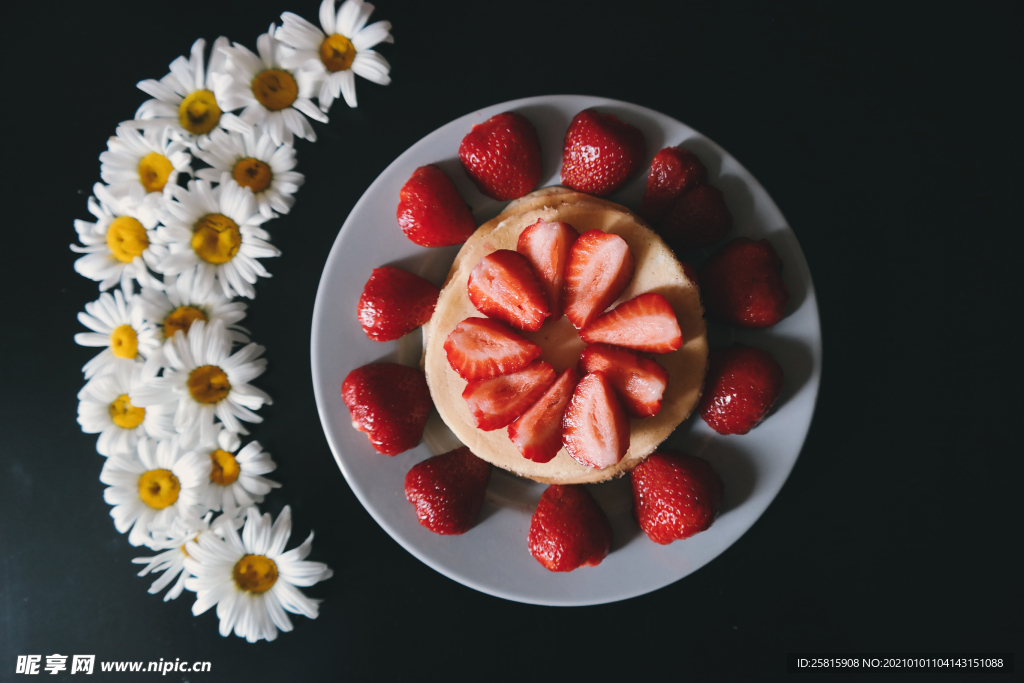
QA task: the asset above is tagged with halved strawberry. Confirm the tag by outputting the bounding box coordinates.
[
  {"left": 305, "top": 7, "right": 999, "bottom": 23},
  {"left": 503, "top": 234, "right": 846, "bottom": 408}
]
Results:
[
  {"left": 578, "top": 344, "right": 668, "bottom": 418},
  {"left": 397, "top": 165, "right": 477, "bottom": 247},
  {"left": 516, "top": 219, "right": 578, "bottom": 321},
  {"left": 443, "top": 317, "right": 541, "bottom": 381},
  {"left": 463, "top": 360, "right": 556, "bottom": 431},
  {"left": 562, "top": 372, "right": 630, "bottom": 469},
  {"left": 507, "top": 367, "right": 580, "bottom": 463},
  {"left": 580, "top": 292, "right": 683, "bottom": 354},
  {"left": 562, "top": 230, "right": 635, "bottom": 330},
  {"left": 640, "top": 147, "right": 708, "bottom": 225},
  {"left": 467, "top": 250, "right": 549, "bottom": 331}
]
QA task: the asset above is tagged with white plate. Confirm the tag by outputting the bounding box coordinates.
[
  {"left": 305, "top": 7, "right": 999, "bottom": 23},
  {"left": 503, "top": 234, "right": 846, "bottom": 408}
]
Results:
[{"left": 311, "top": 95, "right": 821, "bottom": 606}]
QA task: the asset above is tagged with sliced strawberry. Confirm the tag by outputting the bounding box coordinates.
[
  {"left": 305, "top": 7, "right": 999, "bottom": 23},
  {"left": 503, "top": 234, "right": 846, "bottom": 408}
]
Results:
[
  {"left": 405, "top": 446, "right": 492, "bottom": 535},
  {"left": 357, "top": 266, "right": 440, "bottom": 342},
  {"left": 580, "top": 292, "right": 683, "bottom": 354},
  {"left": 562, "top": 372, "right": 630, "bottom": 469},
  {"left": 640, "top": 147, "right": 708, "bottom": 225},
  {"left": 463, "top": 360, "right": 556, "bottom": 431},
  {"left": 467, "top": 250, "right": 549, "bottom": 331},
  {"left": 516, "top": 219, "right": 578, "bottom": 321},
  {"left": 397, "top": 165, "right": 477, "bottom": 248},
  {"left": 578, "top": 344, "right": 668, "bottom": 418},
  {"left": 528, "top": 484, "right": 612, "bottom": 572},
  {"left": 660, "top": 184, "right": 732, "bottom": 250},
  {"left": 562, "top": 230, "right": 635, "bottom": 330},
  {"left": 443, "top": 317, "right": 541, "bottom": 381},
  {"left": 507, "top": 367, "right": 580, "bottom": 463}
]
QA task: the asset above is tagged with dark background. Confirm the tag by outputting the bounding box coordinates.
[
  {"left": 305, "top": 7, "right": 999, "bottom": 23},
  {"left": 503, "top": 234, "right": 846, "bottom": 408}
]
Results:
[{"left": 2, "top": 0, "right": 1020, "bottom": 680}]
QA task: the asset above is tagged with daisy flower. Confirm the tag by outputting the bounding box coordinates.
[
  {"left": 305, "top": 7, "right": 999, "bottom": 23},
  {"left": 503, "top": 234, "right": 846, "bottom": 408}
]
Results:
[
  {"left": 131, "top": 319, "right": 271, "bottom": 448},
  {"left": 195, "top": 426, "right": 281, "bottom": 515},
  {"left": 71, "top": 183, "right": 166, "bottom": 292},
  {"left": 155, "top": 176, "right": 279, "bottom": 300},
  {"left": 194, "top": 126, "right": 304, "bottom": 218},
  {"left": 99, "top": 126, "right": 192, "bottom": 227},
  {"left": 77, "top": 362, "right": 175, "bottom": 457},
  {"left": 123, "top": 37, "right": 232, "bottom": 146},
  {"left": 184, "top": 506, "right": 333, "bottom": 643},
  {"left": 100, "top": 436, "right": 209, "bottom": 547},
  {"left": 213, "top": 25, "right": 328, "bottom": 145},
  {"left": 277, "top": 0, "right": 393, "bottom": 111},
  {"left": 138, "top": 272, "right": 249, "bottom": 345},
  {"left": 75, "top": 287, "right": 160, "bottom": 379}
]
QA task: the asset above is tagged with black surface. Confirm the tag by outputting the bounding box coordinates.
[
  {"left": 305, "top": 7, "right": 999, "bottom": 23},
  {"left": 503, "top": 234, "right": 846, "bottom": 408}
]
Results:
[{"left": 2, "top": 0, "right": 1020, "bottom": 680}]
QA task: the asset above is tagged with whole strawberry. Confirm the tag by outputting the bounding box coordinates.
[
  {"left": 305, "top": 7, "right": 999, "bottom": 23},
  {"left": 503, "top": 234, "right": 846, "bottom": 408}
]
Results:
[
  {"left": 397, "top": 165, "right": 477, "bottom": 247},
  {"left": 701, "top": 237, "right": 789, "bottom": 328},
  {"left": 341, "top": 363, "right": 432, "bottom": 455},
  {"left": 459, "top": 111, "right": 542, "bottom": 200},
  {"left": 699, "top": 343, "right": 783, "bottom": 435},
  {"left": 528, "top": 484, "right": 612, "bottom": 572},
  {"left": 561, "top": 109, "right": 646, "bottom": 197},
  {"left": 660, "top": 184, "right": 732, "bottom": 250},
  {"left": 404, "top": 447, "right": 492, "bottom": 535},
  {"left": 357, "top": 266, "right": 440, "bottom": 341},
  {"left": 640, "top": 147, "right": 708, "bottom": 224},
  {"left": 631, "top": 452, "right": 723, "bottom": 544}
]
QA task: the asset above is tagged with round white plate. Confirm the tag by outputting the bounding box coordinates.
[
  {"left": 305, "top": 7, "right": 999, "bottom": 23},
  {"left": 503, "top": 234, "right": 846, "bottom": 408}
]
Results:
[{"left": 311, "top": 94, "right": 821, "bottom": 606}]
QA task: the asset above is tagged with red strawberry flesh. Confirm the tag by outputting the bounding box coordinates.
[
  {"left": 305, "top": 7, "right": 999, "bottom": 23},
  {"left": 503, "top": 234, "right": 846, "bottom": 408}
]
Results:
[
  {"left": 562, "top": 371, "right": 630, "bottom": 469},
  {"left": 561, "top": 109, "right": 646, "bottom": 197},
  {"left": 507, "top": 367, "right": 580, "bottom": 463},
  {"left": 443, "top": 317, "right": 542, "bottom": 381},
  {"left": 528, "top": 484, "right": 612, "bottom": 572},
  {"left": 640, "top": 147, "right": 708, "bottom": 224},
  {"left": 463, "top": 360, "right": 556, "bottom": 431},
  {"left": 578, "top": 344, "right": 668, "bottom": 418},
  {"left": 357, "top": 266, "right": 440, "bottom": 342},
  {"left": 341, "top": 363, "right": 432, "bottom": 456},
  {"left": 562, "top": 229, "right": 635, "bottom": 330},
  {"left": 404, "top": 446, "right": 492, "bottom": 535},
  {"left": 580, "top": 292, "right": 683, "bottom": 354},
  {"left": 467, "top": 249, "right": 550, "bottom": 332},
  {"left": 516, "top": 219, "right": 578, "bottom": 321},
  {"left": 397, "top": 165, "right": 477, "bottom": 247},
  {"left": 631, "top": 452, "right": 723, "bottom": 544},
  {"left": 459, "top": 111, "right": 542, "bottom": 201},
  {"left": 699, "top": 343, "right": 784, "bottom": 435}
]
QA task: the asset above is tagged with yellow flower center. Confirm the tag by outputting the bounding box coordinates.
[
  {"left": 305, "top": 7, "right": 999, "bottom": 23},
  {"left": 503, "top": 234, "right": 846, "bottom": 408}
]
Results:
[
  {"left": 178, "top": 89, "right": 222, "bottom": 135},
  {"left": 232, "top": 158, "right": 273, "bottom": 193},
  {"left": 234, "top": 554, "right": 278, "bottom": 593},
  {"left": 163, "top": 305, "right": 207, "bottom": 339},
  {"left": 191, "top": 213, "right": 241, "bottom": 264},
  {"left": 138, "top": 469, "right": 180, "bottom": 509},
  {"left": 138, "top": 152, "right": 173, "bottom": 193},
  {"left": 188, "top": 364, "right": 231, "bottom": 404},
  {"left": 320, "top": 33, "right": 356, "bottom": 72},
  {"left": 109, "top": 325, "right": 139, "bottom": 359},
  {"left": 109, "top": 394, "right": 146, "bottom": 429},
  {"left": 209, "top": 448, "right": 240, "bottom": 485},
  {"left": 251, "top": 70, "right": 298, "bottom": 111},
  {"left": 106, "top": 216, "right": 149, "bottom": 263}
]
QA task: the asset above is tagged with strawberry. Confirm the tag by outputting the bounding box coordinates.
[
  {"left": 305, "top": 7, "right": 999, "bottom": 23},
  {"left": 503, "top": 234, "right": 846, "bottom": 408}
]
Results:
[
  {"left": 459, "top": 111, "right": 542, "bottom": 201},
  {"left": 631, "top": 452, "right": 723, "bottom": 544},
  {"left": 463, "top": 360, "right": 556, "bottom": 431},
  {"left": 443, "top": 317, "right": 542, "bottom": 380},
  {"left": 560, "top": 109, "right": 646, "bottom": 196},
  {"left": 562, "top": 371, "right": 630, "bottom": 469},
  {"left": 507, "top": 367, "right": 580, "bottom": 463},
  {"left": 357, "top": 266, "right": 440, "bottom": 342},
  {"left": 404, "top": 446, "right": 492, "bottom": 535},
  {"left": 516, "top": 219, "right": 578, "bottom": 321},
  {"left": 578, "top": 344, "right": 668, "bottom": 418},
  {"left": 660, "top": 184, "right": 732, "bottom": 250},
  {"left": 397, "top": 165, "right": 477, "bottom": 247},
  {"left": 640, "top": 147, "right": 708, "bottom": 224},
  {"left": 699, "top": 343, "right": 784, "bottom": 435},
  {"left": 580, "top": 292, "right": 683, "bottom": 354},
  {"left": 701, "top": 237, "right": 790, "bottom": 328},
  {"left": 467, "top": 249, "right": 550, "bottom": 331},
  {"left": 562, "top": 229, "right": 635, "bottom": 330},
  {"left": 528, "top": 484, "right": 612, "bottom": 572},
  {"left": 341, "top": 363, "right": 432, "bottom": 456}
]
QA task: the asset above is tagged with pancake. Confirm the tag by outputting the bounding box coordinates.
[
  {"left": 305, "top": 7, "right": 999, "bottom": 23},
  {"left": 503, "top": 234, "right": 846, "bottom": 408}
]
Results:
[{"left": 422, "top": 189, "right": 707, "bottom": 484}]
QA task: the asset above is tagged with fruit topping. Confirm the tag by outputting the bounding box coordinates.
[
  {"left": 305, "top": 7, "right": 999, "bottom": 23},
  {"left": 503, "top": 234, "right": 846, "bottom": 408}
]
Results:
[
  {"left": 467, "top": 249, "right": 550, "bottom": 332},
  {"left": 562, "top": 371, "right": 630, "bottom": 469},
  {"left": 578, "top": 344, "right": 668, "bottom": 418},
  {"left": 357, "top": 266, "right": 440, "bottom": 342},
  {"left": 701, "top": 237, "right": 790, "bottom": 328},
  {"left": 631, "top": 452, "right": 723, "bottom": 544},
  {"left": 698, "top": 343, "right": 783, "bottom": 435},
  {"left": 341, "top": 363, "right": 432, "bottom": 456},
  {"left": 462, "top": 360, "right": 556, "bottom": 431},
  {"left": 528, "top": 484, "right": 612, "bottom": 572},
  {"left": 640, "top": 147, "right": 708, "bottom": 224},
  {"left": 579, "top": 292, "right": 683, "bottom": 354},
  {"left": 458, "top": 111, "right": 542, "bottom": 201},
  {"left": 516, "top": 219, "right": 578, "bottom": 321},
  {"left": 562, "top": 229, "right": 635, "bottom": 330},
  {"left": 660, "top": 184, "right": 732, "bottom": 250},
  {"left": 443, "top": 317, "right": 542, "bottom": 381},
  {"left": 507, "top": 367, "right": 580, "bottom": 463},
  {"left": 396, "top": 164, "right": 477, "bottom": 247},
  {"left": 560, "top": 109, "right": 646, "bottom": 196},
  {"left": 404, "top": 446, "right": 492, "bottom": 535}
]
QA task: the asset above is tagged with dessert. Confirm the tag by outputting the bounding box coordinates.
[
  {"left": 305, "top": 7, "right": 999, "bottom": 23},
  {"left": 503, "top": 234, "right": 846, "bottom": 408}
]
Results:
[
  {"left": 701, "top": 237, "right": 790, "bottom": 328},
  {"left": 528, "top": 484, "right": 612, "bottom": 571},
  {"left": 341, "top": 363, "right": 432, "bottom": 455},
  {"left": 404, "top": 446, "right": 492, "bottom": 535},
  {"left": 640, "top": 147, "right": 708, "bottom": 224},
  {"left": 396, "top": 165, "right": 476, "bottom": 247},
  {"left": 560, "top": 109, "right": 646, "bottom": 196},
  {"left": 698, "top": 343, "right": 784, "bottom": 435},
  {"left": 631, "top": 452, "right": 723, "bottom": 544},
  {"left": 459, "top": 112, "right": 542, "bottom": 201},
  {"left": 357, "top": 266, "right": 440, "bottom": 342}
]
